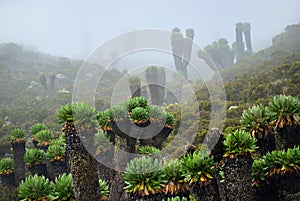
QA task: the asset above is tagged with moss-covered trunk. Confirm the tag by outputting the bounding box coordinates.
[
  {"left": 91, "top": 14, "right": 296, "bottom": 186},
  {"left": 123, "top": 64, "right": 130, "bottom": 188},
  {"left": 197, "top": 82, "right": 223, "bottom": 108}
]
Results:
[
  {"left": 64, "top": 122, "right": 101, "bottom": 201},
  {"left": 224, "top": 154, "right": 254, "bottom": 201},
  {"left": 192, "top": 179, "right": 221, "bottom": 201},
  {"left": 11, "top": 141, "right": 25, "bottom": 185},
  {"left": 108, "top": 120, "right": 136, "bottom": 201}
]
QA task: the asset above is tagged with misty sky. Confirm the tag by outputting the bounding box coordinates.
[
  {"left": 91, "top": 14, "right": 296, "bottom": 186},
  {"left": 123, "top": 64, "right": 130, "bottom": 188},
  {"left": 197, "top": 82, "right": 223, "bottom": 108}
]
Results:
[{"left": 1, "top": 0, "right": 299, "bottom": 59}]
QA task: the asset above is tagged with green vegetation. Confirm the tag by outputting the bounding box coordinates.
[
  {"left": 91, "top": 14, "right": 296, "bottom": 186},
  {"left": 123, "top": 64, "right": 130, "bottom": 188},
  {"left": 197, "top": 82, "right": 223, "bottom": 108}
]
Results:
[
  {"left": 30, "top": 123, "right": 48, "bottom": 137},
  {"left": 99, "top": 179, "right": 109, "bottom": 198},
  {"left": 130, "top": 107, "right": 150, "bottom": 123},
  {"left": 35, "top": 130, "right": 54, "bottom": 146},
  {"left": 223, "top": 130, "right": 258, "bottom": 158},
  {"left": 252, "top": 146, "right": 300, "bottom": 185},
  {"left": 24, "top": 148, "right": 45, "bottom": 165},
  {"left": 163, "top": 159, "right": 187, "bottom": 195},
  {"left": 127, "top": 97, "right": 148, "bottom": 112},
  {"left": 123, "top": 156, "right": 167, "bottom": 196},
  {"left": 0, "top": 158, "right": 14, "bottom": 175},
  {"left": 269, "top": 95, "right": 300, "bottom": 129},
  {"left": 163, "top": 196, "right": 188, "bottom": 201},
  {"left": 241, "top": 105, "right": 272, "bottom": 138},
  {"left": 139, "top": 146, "right": 161, "bottom": 155},
  {"left": 51, "top": 173, "right": 75, "bottom": 200},
  {"left": 18, "top": 175, "right": 53, "bottom": 201},
  {"left": 46, "top": 143, "right": 66, "bottom": 161},
  {"left": 10, "top": 128, "right": 26, "bottom": 142},
  {"left": 97, "top": 110, "right": 113, "bottom": 131},
  {"left": 128, "top": 76, "right": 141, "bottom": 86},
  {"left": 94, "top": 130, "right": 110, "bottom": 152},
  {"left": 182, "top": 151, "right": 215, "bottom": 185}
]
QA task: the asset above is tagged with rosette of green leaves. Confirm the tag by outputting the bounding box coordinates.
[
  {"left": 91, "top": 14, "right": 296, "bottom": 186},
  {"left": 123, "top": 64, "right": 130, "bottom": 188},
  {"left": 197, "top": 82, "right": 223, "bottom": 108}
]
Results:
[
  {"left": 97, "top": 110, "right": 113, "bottom": 130},
  {"left": 99, "top": 179, "right": 109, "bottom": 197},
  {"left": 182, "top": 151, "right": 215, "bottom": 185},
  {"left": 51, "top": 173, "right": 75, "bottom": 200},
  {"left": 0, "top": 158, "right": 14, "bottom": 175},
  {"left": 30, "top": 123, "right": 48, "bottom": 137},
  {"left": 123, "top": 156, "right": 167, "bottom": 196},
  {"left": 24, "top": 148, "right": 45, "bottom": 165},
  {"left": 18, "top": 175, "right": 54, "bottom": 200},
  {"left": 46, "top": 143, "right": 66, "bottom": 161},
  {"left": 111, "top": 104, "right": 128, "bottom": 121},
  {"left": 10, "top": 128, "right": 26, "bottom": 142},
  {"left": 36, "top": 130, "right": 54, "bottom": 145},
  {"left": 130, "top": 107, "right": 150, "bottom": 123},
  {"left": 269, "top": 95, "right": 300, "bottom": 129},
  {"left": 127, "top": 97, "right": 149, "bottom": 112},
  {"left": 163, "top": 159, "right": 187, "bottom": 195},
  {"left": 223, "top": 130, "right": 258, "bottom": 157},
  {"left": 240, "top": 105, "right": 273, "bottom": 138}
]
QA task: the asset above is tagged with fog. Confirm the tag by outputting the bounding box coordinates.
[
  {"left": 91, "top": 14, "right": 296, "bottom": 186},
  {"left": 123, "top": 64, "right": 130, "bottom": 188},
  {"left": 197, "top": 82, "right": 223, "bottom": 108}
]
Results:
[{"left": 0, "top": 0, "right": 299, "bottom": 59}]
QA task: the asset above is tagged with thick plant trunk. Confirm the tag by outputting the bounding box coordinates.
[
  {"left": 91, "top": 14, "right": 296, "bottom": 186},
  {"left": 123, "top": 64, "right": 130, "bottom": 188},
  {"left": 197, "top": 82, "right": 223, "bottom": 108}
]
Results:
[
  {"left": 0, "top": 172, "right": 16, "bottom": 188},
  {"left": 125, "top": 193, "right": 163, "bottom": 201},
  {"left": 181, "top": 38, "right": 192, "bottom": 80},
  {"left": 64, "top": 122, "right": 101, "bottom": 201},
  {"left": 253, "top": 180, "right": 279, "bottom": 201},
  {"left": 235, "top": 26, "right": 244, "bottom": 61},
  {"left": 277, "top": 126, "right": 300, "bottom": 149},
  {"left": 139, "top": 126, "right": 172, "bottom": 148},
  {"left": 224, "top": 154, "right": 254, "bottom": 201},
  {"left": 171, "top": 40, "right": 183, "bottom": 75},
  {"left": 256, "top": 135, "right": 276, "bottom": 156},
  {"left": 129, "top": 84, "right": 141, "bottom": 98},
  {"left": 192, "top": 179, "right": 221, "bottom": 201},
  {"left": 0, "top": 172, "right": 17, "bottom": 200},
  {"left": 276, "top": 172, "right": 300, "bottom": 201},
  {"left": 29, "top": 163, "right": 49, "bottom": 178},
  {"left": 108, "top": 120, "right": 136, "bottom": 201},
  {"left": 243, "top": 30, "right": 252, "bottom": 53},
  {"left": 96, "top": 147, "right": 116, "bottom": 187},
  {"left": 108, "top": 172, "right": 125, "bottom": 201},
  {"left": 47, "top": 159, "right": 67, "bottom": 181},
  {"left": 11, "top": 141, "right": 25, "bottom": 185}
]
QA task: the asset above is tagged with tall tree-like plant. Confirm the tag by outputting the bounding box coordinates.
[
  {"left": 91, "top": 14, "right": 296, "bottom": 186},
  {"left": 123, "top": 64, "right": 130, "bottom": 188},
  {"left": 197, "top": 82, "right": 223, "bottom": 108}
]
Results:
[
  {"left": 243, "top": 22, "right": 253, "bottom": 53},
  {"left": 235, "top": 22, "right": 245, "bottom": 61},
  {"left": 171, "top": 27, "right": 183, "bottom": 76},
  {"left": 10, "top": 128, "right": 26, "bottom": 185},
  {"left": 57, "top": 102, "right": 101, "bottom": 201},
  {"left": 145, "top": 66, "right": 160, "bottom": 105},
  {"left": 157, "top": 67, "right": 166, "bottom": 105},
  {"left": 49, "top": 73, "right": 56, "bottom": 90},
  {"left": 223, "top": 130, "right": 257, "bottom": 201},
  {"left": 39, "top": 72, "right": 47, "bottom": 89},
  {"left": 181, "top": 28, "right": 194, "bottom": 79}
]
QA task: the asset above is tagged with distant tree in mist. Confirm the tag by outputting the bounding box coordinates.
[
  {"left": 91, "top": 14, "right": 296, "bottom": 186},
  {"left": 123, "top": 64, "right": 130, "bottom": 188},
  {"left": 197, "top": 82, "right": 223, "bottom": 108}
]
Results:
[
  {"left": 197, "top": 38, "right": 235, "bottom": 70},
  {"left": 39, "top": 72, "right": 47, "bottom": 89},
  {"left": 171, "top": 27, "right": 194, "bottom": 80}
]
